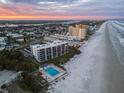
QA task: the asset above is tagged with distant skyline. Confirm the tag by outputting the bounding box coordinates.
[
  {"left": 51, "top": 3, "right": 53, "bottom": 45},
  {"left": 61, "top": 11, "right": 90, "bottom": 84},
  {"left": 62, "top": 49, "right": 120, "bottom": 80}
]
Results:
[{"left": 0, "top": 0, "right": 124, "bottom": 20}]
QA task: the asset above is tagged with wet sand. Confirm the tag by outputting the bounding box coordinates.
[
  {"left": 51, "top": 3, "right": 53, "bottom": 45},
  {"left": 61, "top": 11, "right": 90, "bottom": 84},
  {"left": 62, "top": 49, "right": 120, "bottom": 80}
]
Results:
[
  {"left": 90, "top": 21, "right": 124, "bottom": 93},
  {"left": 50, "top": 21, "right": 124, "bottom": 93}
]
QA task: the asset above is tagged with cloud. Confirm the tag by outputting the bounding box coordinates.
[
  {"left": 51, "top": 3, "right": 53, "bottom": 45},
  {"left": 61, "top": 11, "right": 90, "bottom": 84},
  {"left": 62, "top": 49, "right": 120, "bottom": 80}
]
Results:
[
  {"left": 0, "top": 0, "right": 13, "bottom": 5},
  {"left": 38, "top": 1, "right": 57, "bottom": 4},
  {"left": 0, "top": 0, "right": 124, "bottom": 20}
]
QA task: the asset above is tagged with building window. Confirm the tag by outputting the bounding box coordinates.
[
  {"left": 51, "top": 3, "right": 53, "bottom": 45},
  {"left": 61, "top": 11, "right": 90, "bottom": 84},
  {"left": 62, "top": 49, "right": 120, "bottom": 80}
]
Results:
[{"left": 46, "top": 48, "right": 52, "bottom": 60}]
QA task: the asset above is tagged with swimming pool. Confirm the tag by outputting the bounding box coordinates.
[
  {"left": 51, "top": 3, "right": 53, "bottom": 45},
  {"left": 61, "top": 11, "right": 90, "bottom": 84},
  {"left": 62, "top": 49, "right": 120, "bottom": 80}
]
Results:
[{"left": 45, "top": 67, "right": 60, "bottom": 77}]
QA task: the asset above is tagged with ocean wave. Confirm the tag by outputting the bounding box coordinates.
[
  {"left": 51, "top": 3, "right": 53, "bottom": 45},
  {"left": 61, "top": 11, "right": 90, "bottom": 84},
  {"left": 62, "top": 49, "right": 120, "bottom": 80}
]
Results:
[{"left": 108, "top": 21, "right": 124, "bottom": 66}]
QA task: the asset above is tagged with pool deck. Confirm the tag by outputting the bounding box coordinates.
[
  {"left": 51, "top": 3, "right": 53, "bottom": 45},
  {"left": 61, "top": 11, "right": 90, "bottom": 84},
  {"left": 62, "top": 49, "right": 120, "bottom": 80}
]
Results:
[
  {"left": 50, "top": 71, "right": 68, "bottom": 84},
  {"left": 40, "top": 65, "right": 67, "bottom": 83}
]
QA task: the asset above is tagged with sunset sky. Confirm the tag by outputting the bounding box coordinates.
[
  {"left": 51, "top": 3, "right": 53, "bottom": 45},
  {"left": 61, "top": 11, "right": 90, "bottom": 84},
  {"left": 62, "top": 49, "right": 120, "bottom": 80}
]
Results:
[{"left": 0, "top": 0, "right": 124, "bottom": 20}]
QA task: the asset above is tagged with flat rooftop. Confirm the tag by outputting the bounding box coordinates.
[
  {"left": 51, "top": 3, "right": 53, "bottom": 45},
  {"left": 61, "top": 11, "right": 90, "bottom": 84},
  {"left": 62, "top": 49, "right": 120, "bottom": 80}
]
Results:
[
  {"left": 0, "top": 70, "right": 20, "bottom": 86},
  {"left": 30, "top": 40, "right": 68, "bottom": 49}
]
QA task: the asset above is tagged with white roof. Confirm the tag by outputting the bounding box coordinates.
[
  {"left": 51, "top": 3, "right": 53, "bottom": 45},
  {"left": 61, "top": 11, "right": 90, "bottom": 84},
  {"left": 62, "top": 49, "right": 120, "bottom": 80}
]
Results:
[
  {"left": 0, "top": 37, "right": 6, "bottom": 45},
  {"left": 7, "top": 33, "right": 23, "bottom": 38},
  {"left": 0, "top": 37, "right": 6, "bottom": 41},
  {"left": 30, "top": 40, "right": 67, "bottom": 50},
  {"left": 0, "top": 70, "right": 20, "bottom": 86}
]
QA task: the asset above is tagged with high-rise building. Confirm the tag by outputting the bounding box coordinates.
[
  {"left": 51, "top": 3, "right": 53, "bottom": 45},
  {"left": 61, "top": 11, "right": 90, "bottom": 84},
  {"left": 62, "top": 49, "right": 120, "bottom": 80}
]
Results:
[
  {"left": 68, "top": 24, "right": 88, "bottom": 40},
  {"left": 30, "top": 41, "right": 68, "bottom": 62}
]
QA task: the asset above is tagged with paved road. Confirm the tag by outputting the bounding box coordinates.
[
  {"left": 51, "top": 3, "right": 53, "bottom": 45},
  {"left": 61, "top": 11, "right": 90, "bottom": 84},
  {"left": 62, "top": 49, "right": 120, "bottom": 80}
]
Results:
[{"left": 50, "top": 21, "right": 124, "bottom": 93}]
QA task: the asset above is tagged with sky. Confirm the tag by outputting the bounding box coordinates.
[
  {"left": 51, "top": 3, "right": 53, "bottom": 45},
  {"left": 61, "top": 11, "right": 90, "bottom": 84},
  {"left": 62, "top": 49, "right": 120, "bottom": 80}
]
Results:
[{"left": 0, "top": 0, "right": 124, "bottom": 20}]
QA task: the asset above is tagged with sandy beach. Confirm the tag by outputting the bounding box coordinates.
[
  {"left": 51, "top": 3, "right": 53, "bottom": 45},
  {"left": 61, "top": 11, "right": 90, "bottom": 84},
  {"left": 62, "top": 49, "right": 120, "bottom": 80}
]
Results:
[{"left": 49, "top": 21, "right": 124, "bottom": 93}]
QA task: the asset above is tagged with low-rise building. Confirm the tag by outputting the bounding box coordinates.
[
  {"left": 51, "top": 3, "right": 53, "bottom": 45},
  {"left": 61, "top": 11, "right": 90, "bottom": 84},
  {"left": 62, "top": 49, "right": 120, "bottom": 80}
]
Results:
[
  {"left": 30, "top": 41, "right": 68, "bottom": 62},
  {"left": 0, "top": 70, "right": 22, "bottom": 87},
  {"left": 7, "top": 33, "right": 24, "bottom": 42},
  {"left": 0, "top": 37, "right": 6, "bottom": 50}
]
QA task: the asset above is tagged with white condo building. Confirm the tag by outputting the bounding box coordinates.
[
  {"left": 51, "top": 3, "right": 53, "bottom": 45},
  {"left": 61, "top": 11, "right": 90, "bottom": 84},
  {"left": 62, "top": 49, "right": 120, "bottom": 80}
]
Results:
[{"left": 30, "top": 41, "right": 68, "bottom": 62}]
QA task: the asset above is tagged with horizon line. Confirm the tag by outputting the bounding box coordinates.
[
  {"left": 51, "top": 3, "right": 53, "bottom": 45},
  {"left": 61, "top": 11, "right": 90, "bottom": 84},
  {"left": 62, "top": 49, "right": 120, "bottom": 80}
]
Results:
[{"left": 0, "top": 15, "right": 124, "bottom": 21}]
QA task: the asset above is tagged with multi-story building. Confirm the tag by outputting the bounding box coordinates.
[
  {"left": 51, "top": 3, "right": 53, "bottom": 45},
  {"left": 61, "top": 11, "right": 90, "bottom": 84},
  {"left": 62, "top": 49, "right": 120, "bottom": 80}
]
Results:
[
  {"left": 30, "top": 41, "right": 68, "bottom": 62},
  {"left": 7, "top": 33, "right": 24, "bottom": 42},
  {"left": 68, "top": 24, "right": 88, "bottom": 40}
]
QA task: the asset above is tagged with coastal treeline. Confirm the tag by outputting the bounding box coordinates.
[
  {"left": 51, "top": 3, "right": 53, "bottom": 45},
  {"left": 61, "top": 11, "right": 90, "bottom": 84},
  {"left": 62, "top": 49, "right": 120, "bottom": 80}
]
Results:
[{"left": 0, "top": 49, "right": 39, "bottom": 72}]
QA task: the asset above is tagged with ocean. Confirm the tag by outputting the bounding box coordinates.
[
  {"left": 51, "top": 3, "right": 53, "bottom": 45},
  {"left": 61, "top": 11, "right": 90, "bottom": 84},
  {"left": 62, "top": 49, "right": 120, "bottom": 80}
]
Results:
[{"left": 108, "top": 20, "right": 124, "bottom": 66}]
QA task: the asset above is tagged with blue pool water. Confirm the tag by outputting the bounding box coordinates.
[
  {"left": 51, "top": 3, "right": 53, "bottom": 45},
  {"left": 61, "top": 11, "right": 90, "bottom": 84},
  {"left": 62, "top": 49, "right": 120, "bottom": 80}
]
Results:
[{"left": 45, "top": 67, "right": 60, "bottom": 77}]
